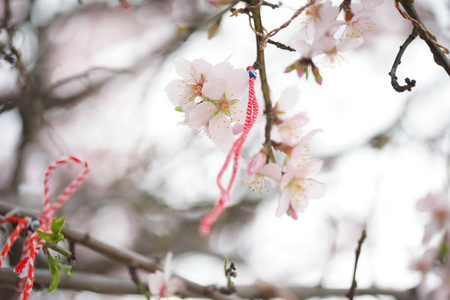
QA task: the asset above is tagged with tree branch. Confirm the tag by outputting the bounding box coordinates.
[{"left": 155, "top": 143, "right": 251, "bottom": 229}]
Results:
[
  {"left": 249, "top": 0, "right": 276, "bottom": 163},
  {"left": 346, "top": 228, "right": 367, "bottom": 300},
  {"left": 389, "top": 27, "right": 418, "bottom": 92},
  {"left": 396, "top": 0, "right": 450, "bottom": 76},
  {"left": 0, "top": 267, "right": 140, "bottom": 294},
  {"left": 0, "top": 202, "right": 240, "bottom": 300}
]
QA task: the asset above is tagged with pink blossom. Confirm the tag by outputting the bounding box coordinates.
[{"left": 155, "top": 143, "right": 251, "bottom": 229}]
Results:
[
  {"left": 166, "top": 58, "right": 250, "bottom": 151},
  {"left": 188, "top": 67, "right": 248, "bottom": 151},
  {"left": 432, "top": 266, "right": 450, "bottom": 300},
  {"left": 314, "top": 36, "right": 363, "bottom": 66},
  {"left": 417, "top": 189, "right": 450, "bottom": 244},
  {"left": 243, "top": 152, "right": 282, "bottom": 194},
  {"left": 300, "top": 0, "right": 340, "bottom": 40},
  {"left": 276, "top": 160, "right": 325, "bottom": 219},
  {"left": 410, "top": 248, "right": 437, "bottom": 275},
  {"left": 273, "top": 112, "right": 310, "bottom": 147},
  {"left": 292, "top": 40, "right": 319, "bottom": 60},
  {"left": 148, "top": 252, "right": 184, "bottom": 299},
  {"left": 274, "top": 86, "right": 300, "bottom": 116},
  {"left": 341, "top": 3, "right": 378, "bottom": 40},
  {"left": 289, "top": 128, "right": 323, "bottom": 167},
  {"left": 165, "top": 58, "right": 212, "bottom": 111}
]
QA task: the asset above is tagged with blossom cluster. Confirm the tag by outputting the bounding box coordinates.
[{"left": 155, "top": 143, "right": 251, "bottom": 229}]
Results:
[
  {"left": 166, "top": 58, "right": 250, "bottom": 152},
  {"left": 164, "top": 0, "right": 389, "bottom": 228},
  {"left": 285, "top": 0, "right": 385, "bottom": 83},
  {"left": 242, "top": 86, "right": 325, "bottom": 219},
  {"left": 411, "top": 189, "right": 450, "bottom": 300},
  {"left": 166, "top": 57, "right": 324, "bottom": 220},
  {"left": 148, "top": 252, "right": 184, "bottom": 299}
]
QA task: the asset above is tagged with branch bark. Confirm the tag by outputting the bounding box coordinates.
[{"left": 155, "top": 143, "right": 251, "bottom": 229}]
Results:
[
  {"left": 347, "top": 228, "right": 367, "bottom": 300},
  {"left": 397, "top": 0, "right": 450, "bottom": 76},
  {"left": 0, "top": 202, "right": 239, "bottom": 300},
  {"left": 249, "top": 0, "right": 276, "bottom": 163},
  {"left": 0, "top": 202, "right": 420, "bottom": 300},
  {"left": 389, "top": 27, "right": 418, "bottom": 92}
]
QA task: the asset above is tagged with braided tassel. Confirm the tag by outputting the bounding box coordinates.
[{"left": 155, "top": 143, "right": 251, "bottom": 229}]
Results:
[
  {"left": 0, "top": 155, "right": 90, "bottom": 299},
  {"left": 0, "top": 218, "right": 28, "bottom": 267},
  {"left": 19, "top": 233, "right": 38, "bottom": 300},
  {"left": 199, "top": 67, "right": 259, "bottom": 235},
  {"left": 42, "top": 156, "right": 90, "bottom": 222}
]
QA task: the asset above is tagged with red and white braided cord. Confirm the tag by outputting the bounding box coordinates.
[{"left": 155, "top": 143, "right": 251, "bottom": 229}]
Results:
[
  {"left": 199, "top": 67, "right": 259, "bottom": 235},
  {"left": 0, "top": 155, "right": 89, "bottom": 300}
]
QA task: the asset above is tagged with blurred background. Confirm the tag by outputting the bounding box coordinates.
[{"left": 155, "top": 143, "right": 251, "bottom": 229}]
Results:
[{"left": 1, "top": 0, "right": 450, "bottom": 299}]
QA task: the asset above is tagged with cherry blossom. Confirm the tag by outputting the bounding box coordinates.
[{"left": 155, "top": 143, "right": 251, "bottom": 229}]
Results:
[
  {"left": 289, "top": 128, "right": 323, "bottom": 168},
  {"left": 272, "top": 112, "right": 310, "bottom": 147},
  {"left": 417, "top": 189, "right": 450, "bottom": 244},
  {"left": 276, "top": 160, "right": 325, "bottom": 220},
  {"left": 314, "top": 36, "right": 363, "bottom": 66},
  {"left": 242, "top": 151, "right": 282, "bottom": 194},
  {"left": 165, "top": 58, "right": 212, "bottom": 115},
  {"left": 188, "top": 67, "right": 248, "bottom": 151},
  {"left": 166, "top": 58, "right": 249, "bottom": 151},
  {"left": 300, "top": 0, "right": 340, "bottom": 40},
  {"left": 148, "top": 252, "right": 184, "bottom": 299},
  {"left": 273, "top": 86, "right": 300, "bottom": 116}
]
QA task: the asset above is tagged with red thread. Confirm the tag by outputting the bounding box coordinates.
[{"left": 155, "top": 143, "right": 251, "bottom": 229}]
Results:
[
  {"left": 0, "top": 218, "right": 28, "bottom": 267},
  {"left": 199, "top": 67, "right": 259, "bottom": 235},
  {"left": 0, "top": 156, "right": 90, "bottom": 299}
]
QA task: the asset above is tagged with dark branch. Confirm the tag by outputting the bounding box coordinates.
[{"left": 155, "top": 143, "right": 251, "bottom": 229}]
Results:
[
  {"left": 346, "top": 228, "right": 367, "bottom": 300},
  {"left": 397, "top": 0, "right": 450, "bottom": 76},
  {"left": 262, "top": 1, "right": 279, "bottom": 9},
  {"left": 0, "top": 202, "right": 239, "bottom": 300},
  {"left": 389, "top": 27, "right": 418, "bottom": 92},
  {"left": 250, "top": 0, "right": 276, "bottom": 163},
  {"left": 0, "top": 268, "right": 140, "bottom": 294},
  {"left": 267, "top": 39, "right": 295, "bottom": 52}
]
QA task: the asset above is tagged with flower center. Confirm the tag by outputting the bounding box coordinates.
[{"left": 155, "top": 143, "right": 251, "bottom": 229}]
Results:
[
  {"left": 288, "top": 178, "right": 308, "bottom": 202},
  {"left": 218, "top": 97, "right": 230, "bottom": 113}
]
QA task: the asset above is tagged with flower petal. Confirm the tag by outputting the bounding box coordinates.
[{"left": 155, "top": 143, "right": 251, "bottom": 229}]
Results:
[
  {"left": 296, "top": 160, "right": 323, "bottom": 178},
  {"left": 259, "top": 163, "right": 282, "bottom": 187},
  {"left": 174, "top": 57, "right": 192, "bottom": 79},
  {"left": 276, "top": 191, "right": 290, "bottom": 217},
  {"left": 208, "top": 112, "right": 235, "bottom": 152},
  {"left": 165, "top": 79, "right": 192, "bottom": 106},
  {"left": 202, "top": 78, "right": 226, "bottom": 100},
  {"left": 306, "top": 178, "right": 326, "bottom": 199},
  {"left": 187, "top": 101, "right": 215, "bottom": 129},
  {"left": 191, "top": 59, "right": 212, "bottom": 81},
  {"left": 277, "top": 86, "right": 300, "bottom": 112},
  {"left": 149, "top": 271, "right": 165, "bottom": 295}
]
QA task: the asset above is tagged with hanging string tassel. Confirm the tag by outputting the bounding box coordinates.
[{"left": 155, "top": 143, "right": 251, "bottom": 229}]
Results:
[
  {"left": 0, "top": 155, "right": 90, "bottom": 300},
  {"left": 0, "top": 217, "right": 28, "bottom": 266},
  {"left": 199, "top": 67, "right": 259, "bottom": 236}
]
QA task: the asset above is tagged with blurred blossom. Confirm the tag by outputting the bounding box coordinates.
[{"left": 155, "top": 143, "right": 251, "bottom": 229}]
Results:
[
  {"left": 417, "top": 189, "right": 450, "bottom": 244},
  {"left": 148, "top": 252, "right": 184, "bottom": 299}
]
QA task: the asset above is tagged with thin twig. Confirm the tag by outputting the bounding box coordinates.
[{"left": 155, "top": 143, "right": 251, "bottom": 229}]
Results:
[
  {"left": 45, "top": 67, "right": 128, "bottom": 94},
  {"left": 267, "top": 39, "right": 295, "bottom": 52},
  {"left": 249, "top": 0, "right": 276, "bottom": 163},
  {"left": 346, "top": 228, "right": 367, "bottom": 300},
  {"left": 389, "top": 27, "right": 418, "bottom": 92}
]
